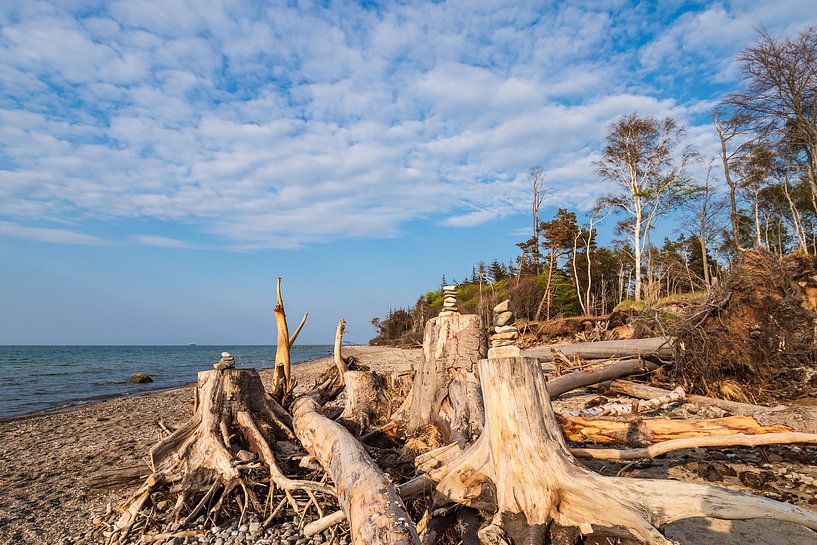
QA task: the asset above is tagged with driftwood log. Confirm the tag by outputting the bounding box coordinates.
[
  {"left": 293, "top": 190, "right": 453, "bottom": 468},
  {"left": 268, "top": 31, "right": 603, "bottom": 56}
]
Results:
[
  {"left": 524, "top": 336, "right": 674, "bottom": 361},
  {"left": 559, "top": 414, "right": 793, "bottom": 445},
  {"left": 572, "top": 432, "right": 817, "bottom": 460},
  {"left": 292, "top": 393, "right": 419, "bottom": 545},
  {"left": 419, "top": 355, "right": 817, "bottom": 545},
  {"left": 546, "top": 358, "right": 660, "bottom": 398},
  {"left": 394, "top": 312, "right": 487, "bottom": 445}
]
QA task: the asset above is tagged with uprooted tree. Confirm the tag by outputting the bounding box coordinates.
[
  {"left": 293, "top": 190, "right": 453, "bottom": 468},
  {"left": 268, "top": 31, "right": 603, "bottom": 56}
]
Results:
[{"left": 93, "top": 281, "right": 817, "bottom": 545}]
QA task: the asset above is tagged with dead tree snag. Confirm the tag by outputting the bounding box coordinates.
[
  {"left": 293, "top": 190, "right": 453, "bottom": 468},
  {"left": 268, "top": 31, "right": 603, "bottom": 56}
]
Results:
[{"left": 333, "top": 318, "right": 389, "bottom": 433}]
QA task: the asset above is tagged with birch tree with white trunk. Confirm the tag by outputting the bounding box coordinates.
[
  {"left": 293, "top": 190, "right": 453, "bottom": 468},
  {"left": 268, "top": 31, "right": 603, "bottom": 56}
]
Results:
[{"left": 595, "top": 114, "right": 695, "bottom": 302}]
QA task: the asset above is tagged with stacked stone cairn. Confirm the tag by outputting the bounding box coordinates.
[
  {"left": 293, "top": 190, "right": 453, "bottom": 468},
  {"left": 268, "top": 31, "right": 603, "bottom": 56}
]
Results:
[
  {"left": 490, "top": 299, "right": 519, "bottom": 348},
  {"left": 214, "top": 351, "right": 236, "bottom": 370},
  {"left": 439, "top": 285, "right": 459, "bottom": 316}
]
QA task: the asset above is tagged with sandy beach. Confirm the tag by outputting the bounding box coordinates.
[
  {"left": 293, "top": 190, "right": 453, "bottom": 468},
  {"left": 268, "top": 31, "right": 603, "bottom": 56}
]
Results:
[{"left": 0, "top": 346, "right": 421, "bottom": 545}]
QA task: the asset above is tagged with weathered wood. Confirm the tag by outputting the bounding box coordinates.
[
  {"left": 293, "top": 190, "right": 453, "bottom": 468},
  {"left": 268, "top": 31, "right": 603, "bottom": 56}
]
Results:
[
  {"left": 334, "top": 319, "right": 349, "bottom": 375},
  {"left": 292, "top": 394, "right": 420, "bottom": 545},
  {"left": 563, "top": 387, "right": 685, "bottom": 418},
  {"left": 394, "top": 313, "right": 487, "bottom": 445},
  {"left": 606, "top": 379, "right": 783, "bottom": 415},
  {"left": 302, "top": 475, "right": 434, "bottom": 537},
  {"left": 559, "top": 414, "right": 792, "bottom": 445},
  {"left": 88, "top": 464, "right": 151, "bottom": 489},
  {"left": 421, "top": 355, "right": 817, "bottom": 545},
  {"left": 571, "top": 432, "right": 817, "bottom": 460},
  {"left": 273, "top": 277, "right": 294, "bottom": 391},
  {"left": 524, "top": 336, "right": 674, "bottom": 361},
  {"left": 106, "top": 368, "right": 329, "bottom": 544},
  {"left": 546, "top": 358, "right": 660, "bottom": 398},
  {"left": 339, "top": 370, "right": 388, "bottom": 432}
]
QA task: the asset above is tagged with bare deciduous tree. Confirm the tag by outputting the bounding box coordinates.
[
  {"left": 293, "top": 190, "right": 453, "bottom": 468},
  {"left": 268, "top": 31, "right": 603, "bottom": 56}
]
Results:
[{"left": 725, "top": 26, "right": 817, "bottom": 215}]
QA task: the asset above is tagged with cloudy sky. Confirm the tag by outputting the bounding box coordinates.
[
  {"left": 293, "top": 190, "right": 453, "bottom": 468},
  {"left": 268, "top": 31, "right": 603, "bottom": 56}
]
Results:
[{"left": 1, "top": 0, "right": 815, "bottom": 344}]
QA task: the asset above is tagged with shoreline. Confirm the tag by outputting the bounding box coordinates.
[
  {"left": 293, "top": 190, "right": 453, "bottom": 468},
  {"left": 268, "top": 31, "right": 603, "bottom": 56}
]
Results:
[
  {"left": 0, "top": 345, "right": 339, "bottom": 423},
  {"left": 0, "top": 346, "right": 421, "bottom": 545}
]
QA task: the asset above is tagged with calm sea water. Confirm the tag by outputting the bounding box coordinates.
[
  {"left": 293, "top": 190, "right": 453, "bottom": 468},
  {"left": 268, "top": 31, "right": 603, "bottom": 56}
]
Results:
[{"left": 0, "top": 345, "right": 333, "bottom": 418}]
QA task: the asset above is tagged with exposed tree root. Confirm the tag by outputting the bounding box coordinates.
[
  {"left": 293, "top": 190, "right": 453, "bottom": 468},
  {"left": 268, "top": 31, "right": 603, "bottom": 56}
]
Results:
[
  {"left": 101, "top": 368, "right": 333, "bottom": 544},
  {"left": 421, "top": 355, "right": 817, "bottom": 545}
]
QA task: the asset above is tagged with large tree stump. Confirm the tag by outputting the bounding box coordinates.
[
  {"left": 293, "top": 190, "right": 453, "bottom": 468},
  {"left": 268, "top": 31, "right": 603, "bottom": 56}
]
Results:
[
  {"left": 423, "top": 356, "right": 817, "bottom": 545},
  {"left": 105, "top": 368, "right": 332, "bottom": 544},
  {"left": 395, "top": 312, "right": 487, "bottom": 445}
]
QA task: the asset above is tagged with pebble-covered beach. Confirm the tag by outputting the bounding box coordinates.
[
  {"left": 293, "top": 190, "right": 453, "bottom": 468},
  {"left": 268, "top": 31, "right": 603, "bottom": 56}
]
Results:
[{"left": 0, "top": 346, "right": 420, "bottom": 545}]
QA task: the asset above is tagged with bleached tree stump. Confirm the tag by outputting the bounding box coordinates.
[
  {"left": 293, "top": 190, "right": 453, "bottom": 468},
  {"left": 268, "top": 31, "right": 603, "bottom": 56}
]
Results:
[
  {"left": 106, "top": 368, "right": 332, "bottom": 544},
  {"left": 395, "top": 313, "right": 487, "bottom": 445},
  {"left": 423, "top": 356, "right": 817, "bottom": 545}
]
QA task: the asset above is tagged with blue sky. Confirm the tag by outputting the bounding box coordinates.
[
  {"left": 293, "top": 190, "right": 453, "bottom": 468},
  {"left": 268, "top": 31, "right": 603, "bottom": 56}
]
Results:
[{"left": 1, "top": 0, "right": 815, "bottom": 344}]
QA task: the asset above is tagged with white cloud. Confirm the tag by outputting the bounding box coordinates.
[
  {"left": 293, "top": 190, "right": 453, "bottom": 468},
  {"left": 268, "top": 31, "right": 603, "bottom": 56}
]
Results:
[
  {"left": 133, "top": 234, "right": 194, "bottom": 248},
  {"left": 0, "top": 221, "right": 110, "bottom": 245},
  {"left": 0, "top": 1, "right": 815, "bottom": 248}
]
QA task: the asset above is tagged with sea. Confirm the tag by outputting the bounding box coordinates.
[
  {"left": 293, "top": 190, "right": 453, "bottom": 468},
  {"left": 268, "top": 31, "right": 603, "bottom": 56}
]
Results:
[{"left": 0, "top": 345, "right": 333, "bottom": 419}]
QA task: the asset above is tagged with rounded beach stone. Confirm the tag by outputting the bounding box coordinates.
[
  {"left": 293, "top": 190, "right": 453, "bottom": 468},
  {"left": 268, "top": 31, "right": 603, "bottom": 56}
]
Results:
[
  {"left": 127, "top": 372, "right": 153, "bottom": 384},
  {"left": 494, "top": 325, "right": 517, "bottom": 333},
  {"left": 493, "top": 311, "right": 515, "bottom": 326},
  {"left": 493, "top": 299, "right": 510, "bottom": 313}
]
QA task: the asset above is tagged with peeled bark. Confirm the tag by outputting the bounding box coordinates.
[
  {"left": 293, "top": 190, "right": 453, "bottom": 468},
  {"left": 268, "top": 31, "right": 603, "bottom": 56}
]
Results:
[
  {"left": 292, "top": 394, "right": 420, "bottom": 545},
  {"left": 395, "top": 313, "right": 487, "bottom": 445},
  {"left": 421, "top": 355, "right": 817, "bottom": 545},
  {"left": 559, "top": 414, "right": 792, "bottom": 446}
]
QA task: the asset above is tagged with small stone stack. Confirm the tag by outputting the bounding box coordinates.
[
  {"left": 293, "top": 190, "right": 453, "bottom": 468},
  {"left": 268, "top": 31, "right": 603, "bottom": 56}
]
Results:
[
  {"left": 214, "top": 351, "right": 236, "bottom": 370},
  {"left": 490, "top": 299, "right": 519, "bottom": 348},
  {"left": 439, "top": 285, "right": 459, "bottom": 316}
]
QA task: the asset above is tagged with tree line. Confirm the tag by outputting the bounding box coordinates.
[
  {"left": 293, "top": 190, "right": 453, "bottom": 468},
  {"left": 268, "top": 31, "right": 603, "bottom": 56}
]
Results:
[{"left": 371, "top": 27, "right": 817, "bottom": 345}]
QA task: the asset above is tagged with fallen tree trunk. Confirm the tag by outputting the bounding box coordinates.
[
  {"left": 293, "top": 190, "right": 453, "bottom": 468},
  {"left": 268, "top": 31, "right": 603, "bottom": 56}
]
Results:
[
  {"left": 524, "top": 336, "right": 674, "bottom": 361},
  {"left": 292, "top": 394, "right": 420, "bottom": 545},
  {"left": 420, "top": 355, "right": 817, "bottom": 545},
  {"left": 547, "top": 358, "right": 660, "bottom": 398},
  {"left": 571, "top": 431, "right": 817, "bottom": 460},
  {"left": 559, "top": 414, "right": 792, "bottom": 446},
  {"left": 606, "top": 380, "right": 784, "bottom": 416},
  {"left": 303, "top": 475, "right": 435, "bottom": 538}
]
